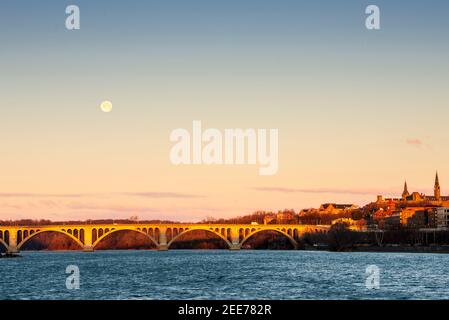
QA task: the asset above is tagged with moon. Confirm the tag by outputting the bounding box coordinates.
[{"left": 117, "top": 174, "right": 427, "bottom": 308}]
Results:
[{"left": 100, "top": 100, "right": 112, "bottom": 113}]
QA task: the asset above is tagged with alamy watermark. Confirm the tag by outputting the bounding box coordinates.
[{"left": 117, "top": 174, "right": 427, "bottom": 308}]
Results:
[
  {"left": 65, "top": 5, "right": 80, "bottom": 30},
  {"left": 169, "top": 121, "right": 279, "bottom": 175},
  {"left": 365, "top": 265, "right": 380, "bottom": 289},
  {"left": 365, "top": 5, "right": 380, "bottom": 30},
  {"left": 66, "top": 265, "right": 80, "bottom": 290},
  {"left": 63, "top": 5, "right": 379, "bottom": 31}
]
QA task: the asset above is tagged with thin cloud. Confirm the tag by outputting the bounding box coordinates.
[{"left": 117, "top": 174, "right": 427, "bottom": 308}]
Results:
[
  {"left": 0, "top": 192, "right": 202, "bottom": 199},
  {"left": 406, "top": 138, "right": 423, "bottom": 147},
  {"left": 252, "top": 187, "right": 385, "bottom": 196},
  {"left": 0, "top": 193, "right": 87, "bottom": 198},
  {"left": 0, "top": 202, "right": 25, "bottom": 210},
  {"left": 65, "top": 202, "right": 158, "bottom": 213},
  {"left": 118, "top": 192, "right": 203, "bottom": 199}
]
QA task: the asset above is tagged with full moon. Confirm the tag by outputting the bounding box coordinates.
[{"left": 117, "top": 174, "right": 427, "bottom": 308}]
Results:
[{"left": 100, "top": 100, "right": 112, "bottom": 113}]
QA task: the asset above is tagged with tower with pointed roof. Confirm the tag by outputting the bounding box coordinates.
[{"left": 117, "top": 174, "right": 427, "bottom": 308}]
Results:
[
  {"left": 434, "top": 171, "right": 441, "bottom": 201},
  {"left": 402, "top": 181, "right": 410, "bottom": 200}
]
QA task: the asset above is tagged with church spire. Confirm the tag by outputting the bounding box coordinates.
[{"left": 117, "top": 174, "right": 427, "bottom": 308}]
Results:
[
  {"left": 402, "top": 180, "right": 410, "bottom": 199},
  {"left": 434, "top": 171, "right": 441, "bottom": 201}
]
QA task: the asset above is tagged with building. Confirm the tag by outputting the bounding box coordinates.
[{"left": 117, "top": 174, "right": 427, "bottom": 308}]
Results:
[
  {"left": 384, "top": 211, "right": 402, "bottom": 229},
  {"left": 373, "top": 207, "right": 436, "bottom": 229},
  {"left": 434, "top": 207, "right": 449, "bottom": 229},
  {"left": 402, "top": 208, "right": 428, "bottom": 228},
  {"left": 318, "top": 203, "right": 358, "bottom": 215},
  {"left": 376, "top": 172, "right": 449, "bottom": 207},
  {"left": 276, "top": 211, "right": 296, "bottom": 223}
]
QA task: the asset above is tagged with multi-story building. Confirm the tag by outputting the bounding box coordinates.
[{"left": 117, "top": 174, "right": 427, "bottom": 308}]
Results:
[
  {"left": 404, "top": 209, "right": 428, "bottom": 228},
  {"left": 434, "top": 207, "right": 449, "bottom": 229},
  {"left": 318, "top": 203, "right": 358, "bottom": 215},
  {"left": 374, "top": 207, "right": 437, "bottom": 229},
  {"left": 384, "top": 211, "right": 402, "bottom": 229}
]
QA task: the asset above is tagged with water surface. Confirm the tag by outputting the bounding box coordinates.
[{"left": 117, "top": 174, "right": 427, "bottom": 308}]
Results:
[{"left": 1, "top": 250, "right": 448, "bottom": 299}]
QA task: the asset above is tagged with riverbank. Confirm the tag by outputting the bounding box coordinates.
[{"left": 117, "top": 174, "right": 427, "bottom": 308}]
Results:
[
  {"left": 304, "top": 244, "right": 449, "bottom": 254},
  {"left": 5, "top": 246, "right": 449, "bottom": 254},
  {"left": 351, "top": 245, "right": 449, "bottom": 253},
  {"left": 0, "top": 252, "right": 21, "bottom": 258}
]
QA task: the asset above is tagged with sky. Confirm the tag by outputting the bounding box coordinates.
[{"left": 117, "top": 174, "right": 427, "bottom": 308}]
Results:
[{"left": 1, "top": 0, "right": 449, "bottom": 221}]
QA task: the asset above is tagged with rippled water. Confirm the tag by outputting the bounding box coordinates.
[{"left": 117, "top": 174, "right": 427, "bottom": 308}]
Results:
[{"left": 1, "top": 250, "right": 449, "bottom": 300}]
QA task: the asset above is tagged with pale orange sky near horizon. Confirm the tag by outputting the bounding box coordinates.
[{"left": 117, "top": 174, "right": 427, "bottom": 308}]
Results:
[{"left": 1, "top": 1, "right": 449, "bottom": 221}]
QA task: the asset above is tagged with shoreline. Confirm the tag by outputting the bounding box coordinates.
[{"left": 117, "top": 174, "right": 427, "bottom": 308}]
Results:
[
  {"left": 0, "top": 252, "right": 22, "bottom": 258},
  {"left": 6, "top": 245, "right": 449, "bottom": 254},
  {"left": 304, "top": 245, "right": 449, "bottom": 254},
  {"left": 350, "top": 245, "right": 449, "bottom": 254}
]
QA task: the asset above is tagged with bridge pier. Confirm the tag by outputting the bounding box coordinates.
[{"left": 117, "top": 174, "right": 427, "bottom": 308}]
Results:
[
  {"left": 158, "top": 227, "right": 168, "bottom": 250},
  {"left": 7, "top": 245, "right": 19, "bottom": 254},
  {"left": 83, "top": 227, "right": 94, "bottom": 252},
  {"left": 229, "top": 227, "right": 240, "bottom": 250},
  {"left": 7, "top": 229, "right": 19, "bottom": 253},
  {"left": 83, "top": 245, "right": 94, "bottom": 252}
]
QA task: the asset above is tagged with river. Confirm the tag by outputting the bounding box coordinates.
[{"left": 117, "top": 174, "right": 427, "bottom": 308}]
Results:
[{"left": 1, "top": 250, "right": 448, "bottom": 299}]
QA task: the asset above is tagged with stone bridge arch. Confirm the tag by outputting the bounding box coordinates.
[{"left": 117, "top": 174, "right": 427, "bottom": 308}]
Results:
[
  {"left": 239, "top": 227, "right": 299, "bottom": 249},
  {"left": 167, "top": 226, "right": 232, "bottom": 249},
  {"left": 17, "top": 229, "right": 84, "bottom": 250},
  {"left": 92, "top": 227, "right": 159, "bottom": 249}
]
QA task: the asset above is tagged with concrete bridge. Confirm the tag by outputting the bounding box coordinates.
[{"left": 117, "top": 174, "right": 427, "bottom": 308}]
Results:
[{"left": 0, "top": 223, "right": 330, "bottom": 253}]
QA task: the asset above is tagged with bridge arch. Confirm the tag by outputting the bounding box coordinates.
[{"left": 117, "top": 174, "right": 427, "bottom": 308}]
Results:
[
  {"left": 0, "top": 238, "right": 8, "bottom": 251},
  {"left": 239, "top": 228, "right": 298, "bottom": 249},
  {"left": 167, "top": 227, "right": 232, "bottom": 249},
  {"left": 17, "top": 229, "right": 84, "bottom": 250},
  {"left": 92, "top": 228, "right": 158, "bottom": 249}
]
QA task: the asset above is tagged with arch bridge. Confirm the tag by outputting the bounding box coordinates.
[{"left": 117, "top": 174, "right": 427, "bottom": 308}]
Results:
[{"left": 0, "top": 223, "right": 330, "bottom": 253}]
